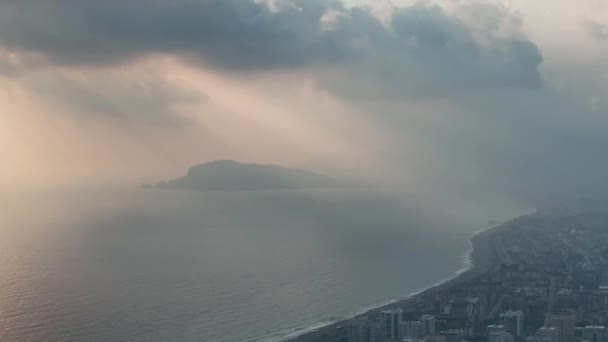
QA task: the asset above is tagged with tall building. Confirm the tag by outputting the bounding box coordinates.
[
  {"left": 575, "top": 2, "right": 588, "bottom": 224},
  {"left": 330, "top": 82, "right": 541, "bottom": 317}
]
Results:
[
  {"left": 421, "top": 315, "right": 436, "bottom": 337},
  {"left": 401, "top": 321, "right": 422, "bottom": 339},
  {"left": 582, "top": 326, "right": 608, "bottom": 342},
  {"left": 500, "top": 310, "right": 525, "bottom": 337},
  {"left": 382, "top": 309, "right": 403, "bottom": 341},
  {"left": 546, "top": 313, "right": 576, "bottom": 342},
  {"left": 347, "top": 316, "right": 381, "bottom": 342}
]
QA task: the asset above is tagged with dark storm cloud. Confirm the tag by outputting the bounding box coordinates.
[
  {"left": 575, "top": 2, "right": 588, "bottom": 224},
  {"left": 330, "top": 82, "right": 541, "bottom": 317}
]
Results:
[
  {"left": 0, "top": 0, "right": 347, "bottom": 69},
  {"left": 320, "top": 5, "right": 543, "bottom": 98},
  {"left": 0, "top": 0, "right": 542, "bottom": 94}
]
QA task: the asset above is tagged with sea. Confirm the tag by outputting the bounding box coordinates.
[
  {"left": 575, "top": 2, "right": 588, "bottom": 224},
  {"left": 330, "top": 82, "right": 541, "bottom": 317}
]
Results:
[{"left": 0, "top": 189, "right": 528, "bottom": 342}]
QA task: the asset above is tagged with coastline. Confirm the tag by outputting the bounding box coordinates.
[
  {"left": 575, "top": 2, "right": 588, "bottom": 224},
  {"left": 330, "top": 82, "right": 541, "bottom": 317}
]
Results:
[{"left": 280, "top": 221, "right": 505, "bottom": 342}]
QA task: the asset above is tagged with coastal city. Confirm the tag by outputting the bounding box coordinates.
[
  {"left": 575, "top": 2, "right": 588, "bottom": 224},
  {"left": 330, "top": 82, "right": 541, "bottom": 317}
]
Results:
[{"left": 292, "top": 211, "right": 608, "bottom": 342}]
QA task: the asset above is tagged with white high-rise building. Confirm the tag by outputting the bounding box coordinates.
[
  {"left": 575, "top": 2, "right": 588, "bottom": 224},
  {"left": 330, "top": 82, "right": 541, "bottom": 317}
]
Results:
[
  {"left": 401, "top": 321, "right": 422, "bottom": 339},
  {"left": 421, "top": 315, "right": 436, "bottom": 337},
  {"left": 382, "top": 309, "right": 403, "bottom": 341},
  {"left": 500, "top": 310, "right": 525, "bottom": 337}
]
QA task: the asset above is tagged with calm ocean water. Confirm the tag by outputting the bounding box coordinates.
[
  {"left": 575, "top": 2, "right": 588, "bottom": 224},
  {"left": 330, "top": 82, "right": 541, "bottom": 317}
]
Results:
[{"left": 0, "top": 189, "right": 526, "bottom": 342}]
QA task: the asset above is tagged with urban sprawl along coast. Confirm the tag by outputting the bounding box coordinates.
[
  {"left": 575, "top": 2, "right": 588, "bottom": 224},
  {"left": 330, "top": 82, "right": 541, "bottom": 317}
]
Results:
[{"left": 289, "top": 210, "right": 608, "bottom": 342}]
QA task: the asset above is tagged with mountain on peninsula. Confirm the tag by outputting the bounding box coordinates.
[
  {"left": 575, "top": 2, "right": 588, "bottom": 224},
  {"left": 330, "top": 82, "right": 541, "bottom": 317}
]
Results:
[{"left": 145, "top": 160, "right": 343, "bottom": 191}]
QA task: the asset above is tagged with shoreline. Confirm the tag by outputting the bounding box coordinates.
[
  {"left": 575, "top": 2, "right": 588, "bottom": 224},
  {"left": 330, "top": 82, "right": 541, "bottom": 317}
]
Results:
[{"left": 279, "top": 220, "right": 506, "bottom": 342}]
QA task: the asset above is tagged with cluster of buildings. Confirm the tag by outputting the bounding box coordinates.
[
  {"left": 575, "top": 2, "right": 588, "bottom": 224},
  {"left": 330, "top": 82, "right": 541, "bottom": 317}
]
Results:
[
  {"left": 347, "top": 311, "right": 436, "bottom": 342},
  {"left": 347, "top": 308, "right": 526, "bottom": 342},
  {"left": 343, "top": 213, "right": 608, "bottom": 342}
]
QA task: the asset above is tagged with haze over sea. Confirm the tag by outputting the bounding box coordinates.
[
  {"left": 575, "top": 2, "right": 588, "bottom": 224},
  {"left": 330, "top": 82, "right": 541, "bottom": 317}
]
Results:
[{"left": 0, "top": 189, "right": 527, "bottom": 342}]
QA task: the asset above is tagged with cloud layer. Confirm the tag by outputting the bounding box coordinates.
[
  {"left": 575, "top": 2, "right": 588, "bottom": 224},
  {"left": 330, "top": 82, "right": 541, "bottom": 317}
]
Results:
[{"left": 0, "top": 0, "right": 542, "bottom": 95}]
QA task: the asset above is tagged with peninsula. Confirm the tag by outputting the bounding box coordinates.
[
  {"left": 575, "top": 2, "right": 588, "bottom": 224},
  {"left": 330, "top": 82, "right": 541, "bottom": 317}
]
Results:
[{"left": 144, "top": 160, "right": 343, "bottom": 191}]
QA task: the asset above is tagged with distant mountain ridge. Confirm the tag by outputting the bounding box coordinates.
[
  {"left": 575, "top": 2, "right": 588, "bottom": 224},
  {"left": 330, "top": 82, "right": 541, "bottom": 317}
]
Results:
[{"left": 145, "top": 160, "right": 343, "bottom": 191}]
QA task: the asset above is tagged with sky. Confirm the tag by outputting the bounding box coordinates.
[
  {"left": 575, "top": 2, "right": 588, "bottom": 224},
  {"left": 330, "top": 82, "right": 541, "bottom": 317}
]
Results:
[{"left": 1, "top": 0, "right": 607, "bottom": 201}]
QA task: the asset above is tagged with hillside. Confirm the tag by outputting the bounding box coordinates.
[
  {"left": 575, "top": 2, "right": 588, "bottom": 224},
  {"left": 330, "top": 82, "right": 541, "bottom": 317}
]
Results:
[{"left": 146, "top": 160, "right": 342, "bottom": 191}]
